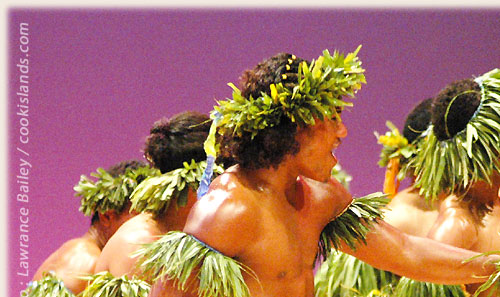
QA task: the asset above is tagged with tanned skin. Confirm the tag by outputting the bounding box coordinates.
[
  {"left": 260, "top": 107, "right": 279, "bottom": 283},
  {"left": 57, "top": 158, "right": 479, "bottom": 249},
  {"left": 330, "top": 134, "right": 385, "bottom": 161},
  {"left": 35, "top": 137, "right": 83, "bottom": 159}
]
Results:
[
  {"left": 94, "top": 111, "right": 211, "bottom": 279},
  {"left": 427, "top": 176, "right": 500, "bottom": 297},
  {"left": 150, "top": 119, "right": 500, "bottom": 297},
  {"left": 383, "top": 186, "right": 439, "bottom": 237},
  {"left": 94, "top": 189, "right": 198, "bottom": 278},
  {"left": 383, "top": 173, "right": 500, "bottom": 296},
  {"left": 32, "top": 209, "right": 135, "bottom": 294}
]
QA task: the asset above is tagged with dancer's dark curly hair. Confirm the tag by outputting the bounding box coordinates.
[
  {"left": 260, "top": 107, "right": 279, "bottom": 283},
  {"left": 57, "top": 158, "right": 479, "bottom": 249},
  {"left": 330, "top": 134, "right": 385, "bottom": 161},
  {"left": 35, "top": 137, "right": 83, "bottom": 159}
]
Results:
[
  {"left": 431, "top": 79, "right": 481, "bottom": 141},
  {"left": 144, "top": 111, "right": 211, "bottom": 173},
  {"left": 403, "top": 98, "right": 433, "bottom": 143},
  {"left": 107, "top": 159, "right": 147, "bottom": 179},
  {"left": 218, "top": 53, "right": 308, "bottom": 170}
]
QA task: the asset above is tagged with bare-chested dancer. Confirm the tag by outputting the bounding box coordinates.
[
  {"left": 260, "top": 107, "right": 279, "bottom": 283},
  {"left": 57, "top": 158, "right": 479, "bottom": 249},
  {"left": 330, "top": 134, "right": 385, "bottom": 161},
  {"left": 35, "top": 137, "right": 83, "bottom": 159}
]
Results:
[
  {"left": 93, "top": 112, "right": 218, "bottom": 279},
  {"left": 413, "top": 73, "right": 500, "bottom": 297},
  {"left": 30, "top": 160, "right": 151, "bottom": 294},
  {"left": 382, "top": 98, "right": 439, "bottom": 237},
  {"left": 150, "top": 50, "right": 500, "bottom": 297}
]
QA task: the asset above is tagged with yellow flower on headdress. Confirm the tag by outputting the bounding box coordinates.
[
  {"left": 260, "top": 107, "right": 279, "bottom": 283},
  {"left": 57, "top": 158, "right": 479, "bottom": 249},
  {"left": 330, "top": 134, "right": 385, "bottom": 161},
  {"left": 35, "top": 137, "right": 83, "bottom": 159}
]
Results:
[
  {"left": 377, "top": 123, "right": 408, "bottom": 148},
  {"left": 375, "top": 121, "right": 416, "bottom": 198},
  {"left": 213, "top": 46, "right": 366, "bottom": 140},
  {"left": 270, "top": 84, "right": 278, "bottom": 103}
]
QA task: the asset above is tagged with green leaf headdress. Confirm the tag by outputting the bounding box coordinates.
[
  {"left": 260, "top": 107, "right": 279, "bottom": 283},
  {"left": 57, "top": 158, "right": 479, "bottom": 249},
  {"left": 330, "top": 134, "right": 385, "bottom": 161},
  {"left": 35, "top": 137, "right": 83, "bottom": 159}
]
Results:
[
  {"left": 211, "top": 46, "right": 366, "bottom": 141},
  {"left": 375, "top": 121, "right": 417, "bottom": 197},
  {"left": 199, "top": 46, "right": 366, "bottom": 197},
  {"left": 199, "top": 46, "right": 366, "bottom": 162},
  {"left": 22, "top": 271, "right": 75, "bottom": 297},
  {"left": 376, "top": 121, "right": 417, "bottom": 171},
  {"left": 410, "top": 68, "right": 500, "bottom": 202},
  {"left": 130, "top": 160, "right": 224, "bottom": 216},
  {"left": 74, "top": 165, "right": 161, "bottom": 216}
]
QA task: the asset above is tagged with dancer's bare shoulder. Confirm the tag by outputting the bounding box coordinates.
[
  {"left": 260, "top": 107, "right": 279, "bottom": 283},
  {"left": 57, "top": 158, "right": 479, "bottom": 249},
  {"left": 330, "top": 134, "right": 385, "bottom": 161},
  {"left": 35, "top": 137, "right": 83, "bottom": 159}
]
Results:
[
  {"left": 427, "top": 195, "right": 478, "bottom": 248},
  {"left": 33, "top": 237, "right": 100, "bottom": 293},
  {"left": 94, "top": 213, "right": 160, "bottom": 276},
  {"left": 184, "top": 169, "right": 261, "bottom": 257}
]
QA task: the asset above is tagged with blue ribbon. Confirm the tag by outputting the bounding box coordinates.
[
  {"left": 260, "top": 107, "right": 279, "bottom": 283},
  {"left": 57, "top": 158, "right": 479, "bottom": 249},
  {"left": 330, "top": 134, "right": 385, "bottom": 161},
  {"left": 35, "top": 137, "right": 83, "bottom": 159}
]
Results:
[{"left": 197, "top": 155, "right": 215, "bottom": 200}]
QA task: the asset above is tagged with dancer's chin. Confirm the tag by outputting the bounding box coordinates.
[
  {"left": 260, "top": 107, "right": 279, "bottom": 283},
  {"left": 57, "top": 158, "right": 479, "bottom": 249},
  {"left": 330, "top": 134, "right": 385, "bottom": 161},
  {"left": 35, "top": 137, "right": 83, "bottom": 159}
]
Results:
[{"left": 331, "top": 150, "right": 338, "bottom": 166}]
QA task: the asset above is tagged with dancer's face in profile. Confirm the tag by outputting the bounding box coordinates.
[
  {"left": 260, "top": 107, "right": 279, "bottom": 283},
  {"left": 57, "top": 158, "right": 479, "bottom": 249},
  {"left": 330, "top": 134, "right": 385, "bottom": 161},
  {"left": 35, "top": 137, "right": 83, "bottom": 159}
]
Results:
[{"left": 294, "top": 115, "right": 347, "bottom": 182}]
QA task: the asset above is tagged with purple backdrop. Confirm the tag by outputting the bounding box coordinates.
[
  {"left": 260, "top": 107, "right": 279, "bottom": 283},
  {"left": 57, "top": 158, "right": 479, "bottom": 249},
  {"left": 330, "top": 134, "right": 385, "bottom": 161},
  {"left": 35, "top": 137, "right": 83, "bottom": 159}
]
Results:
[{"left": 7, "top": 8, "right": 500, "bottom": 296}]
